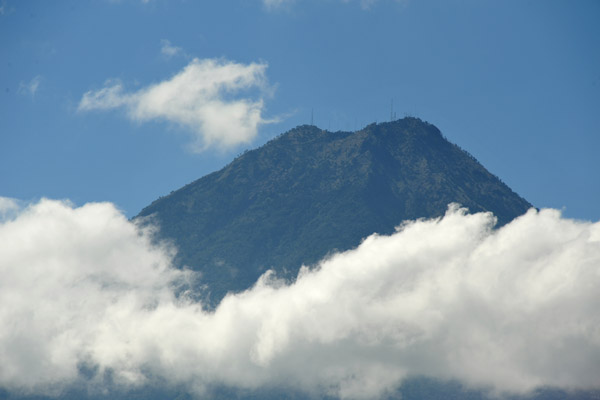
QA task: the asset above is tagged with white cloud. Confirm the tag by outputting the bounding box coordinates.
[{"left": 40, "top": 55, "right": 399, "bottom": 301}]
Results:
[
  {"left": 1, "top": 200, "right": 599, "bottom": 398},
  {"left": 160, "top": 39, "right": 182, "bottom": 58},
  {"left": 0, "top": 199, "right": 185, "bottom": 394},
  {"left": 78, "top": 58, "right": 274, "bottom": 151},
  {"left": 18, "top": 75, "right": 42, "bottom": 97}
]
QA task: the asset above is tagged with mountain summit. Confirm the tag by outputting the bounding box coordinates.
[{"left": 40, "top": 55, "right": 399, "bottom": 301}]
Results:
[{"left": 137, "top": 117, "right": 532, "bottom": 304}]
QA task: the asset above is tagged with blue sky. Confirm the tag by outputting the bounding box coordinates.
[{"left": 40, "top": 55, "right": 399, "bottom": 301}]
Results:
[
  {"left": 1, "top": 0, "right": 599, "bottom": 220},
  {"left": 1, "top": 2, "right": 600, "bottom": 397}
]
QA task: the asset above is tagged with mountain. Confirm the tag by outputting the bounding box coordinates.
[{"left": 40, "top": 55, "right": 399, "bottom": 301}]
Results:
[{"left": 136, "top": 117, "right": 532, "bottom": 305}]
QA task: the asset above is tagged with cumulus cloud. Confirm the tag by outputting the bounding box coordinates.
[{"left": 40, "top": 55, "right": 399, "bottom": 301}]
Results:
[
  {"left": 78, "top": 58, "right": 274, "bottom": 151},
  {"left": 0, "top": 199, "right": 186, "bottom": 394},
  {"left": 0, "top": 200, "right": 599, "bottom": 398}
]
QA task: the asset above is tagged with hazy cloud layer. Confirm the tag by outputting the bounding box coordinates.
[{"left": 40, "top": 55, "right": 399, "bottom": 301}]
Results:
[
  {"left": 78, "top": 58, "right": 273, "bottom": 151},
  {"left": 1, "top": 200, "right": 599, "bottom": 398}
]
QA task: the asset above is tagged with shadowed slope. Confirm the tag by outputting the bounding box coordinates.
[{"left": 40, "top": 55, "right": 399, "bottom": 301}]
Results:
[{"left": 136, "top": 117, "right": 532, "bottom": 304}]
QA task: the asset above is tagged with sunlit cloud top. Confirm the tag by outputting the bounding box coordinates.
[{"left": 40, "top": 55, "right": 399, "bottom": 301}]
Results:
[
  {"left": 1, "top": 199, "right": 599, "bottom": 398},
  {"left": 79, "top": 58, "right": 275, "bottom": 151}
]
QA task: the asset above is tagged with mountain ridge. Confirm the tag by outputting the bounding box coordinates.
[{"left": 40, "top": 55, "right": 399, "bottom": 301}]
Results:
[{"left": 137, "top": 117, "right": 532, "bottom": 304}]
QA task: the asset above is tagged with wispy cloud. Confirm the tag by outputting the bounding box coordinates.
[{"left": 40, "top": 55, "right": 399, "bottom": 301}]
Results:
[
  {"left": 0, "top": 0, "right": 11, "bottom": 16},
  {"left": 78, "top": 58, "right": 275, "bottom": 151},
  {"left": 1, "top": 200, "right": 599, "bottom": 398},
  {"left": 0, "top": 196, "right": 20, "bottom": 221},
  {"left": 160, "top": 39, "right": 182, "bottom": 58},
  {"left": 18, "top": 75, "right": 41, "bottom": 98},
  {"left": 263, "top": 0, "right": 408, "bottom": 10},
  {"left": 262, "top": 0, "right": 294, "bottom": 10}
]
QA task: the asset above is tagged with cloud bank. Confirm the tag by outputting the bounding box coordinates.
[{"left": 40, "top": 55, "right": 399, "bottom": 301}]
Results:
[
  {"left": 78, "top": 58, "right": 273, "bottom": 151},
  {"left": 1, "top": 200, "right": 599, "bottom": 398}
]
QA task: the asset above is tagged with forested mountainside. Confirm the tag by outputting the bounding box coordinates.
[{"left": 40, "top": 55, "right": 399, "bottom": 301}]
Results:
[{"left": 137, "top": 117, "right": 532, "bottom": 304}]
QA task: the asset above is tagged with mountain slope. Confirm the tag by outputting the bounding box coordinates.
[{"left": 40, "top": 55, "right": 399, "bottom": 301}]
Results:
[{"left": 136, "top": 117, "right": 532, "bottom": 304}]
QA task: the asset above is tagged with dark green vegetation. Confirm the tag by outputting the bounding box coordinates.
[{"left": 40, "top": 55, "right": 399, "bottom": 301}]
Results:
[{"left": 137, "top": 117, "right": 532, "bottom": 305}]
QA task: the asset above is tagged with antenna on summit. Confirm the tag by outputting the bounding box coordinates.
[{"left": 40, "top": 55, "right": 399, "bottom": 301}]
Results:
[
  {"left": 390, "top": 98, "right": 394, "bottom": 122},
  {"left": 311, "top": 108, "right": 314, "bottom": 126}
]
